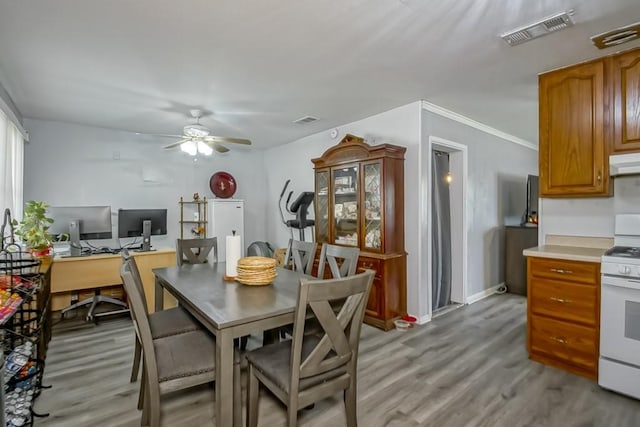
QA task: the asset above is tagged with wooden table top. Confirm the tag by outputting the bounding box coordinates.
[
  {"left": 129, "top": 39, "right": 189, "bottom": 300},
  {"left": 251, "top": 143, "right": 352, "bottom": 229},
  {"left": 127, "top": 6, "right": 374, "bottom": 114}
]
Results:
[{"left": 153, "top": 263, "right": 303, "bottom": 330}]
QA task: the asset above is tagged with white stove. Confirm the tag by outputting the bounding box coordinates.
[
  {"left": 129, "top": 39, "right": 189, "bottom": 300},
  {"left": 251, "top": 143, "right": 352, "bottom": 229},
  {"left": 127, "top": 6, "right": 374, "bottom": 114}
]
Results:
[{"left": 599, "top": 214, "right": 640, "bottom": 400}]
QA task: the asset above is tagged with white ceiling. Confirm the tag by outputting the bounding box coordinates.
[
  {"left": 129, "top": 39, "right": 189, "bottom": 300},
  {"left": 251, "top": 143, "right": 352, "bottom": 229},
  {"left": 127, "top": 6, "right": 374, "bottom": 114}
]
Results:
[{"left": 1, "top": 0, "right": 639, "bottom": 148}]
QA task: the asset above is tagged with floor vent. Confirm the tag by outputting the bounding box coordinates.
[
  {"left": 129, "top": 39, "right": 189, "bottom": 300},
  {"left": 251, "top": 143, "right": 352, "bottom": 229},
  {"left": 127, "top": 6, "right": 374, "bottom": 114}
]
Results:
[
  {"left": 501, "top": 11, "right": 574, "bottom": 46},
  {"left": 591, "top": 21, "right": 640, "bottom": 50},
  {"left": 292, "top": 115, "right": 319, "bottom": 124}
]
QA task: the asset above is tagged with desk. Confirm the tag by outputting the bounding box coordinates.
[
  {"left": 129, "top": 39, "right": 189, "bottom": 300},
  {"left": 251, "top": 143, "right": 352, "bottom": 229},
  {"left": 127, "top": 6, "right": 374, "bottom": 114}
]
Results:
[
  {"left": 51, "top": 248, "right": 176, "bottom": 312},
  {"left": 154, "top": 263, "right": 302, "bottom": 427}
]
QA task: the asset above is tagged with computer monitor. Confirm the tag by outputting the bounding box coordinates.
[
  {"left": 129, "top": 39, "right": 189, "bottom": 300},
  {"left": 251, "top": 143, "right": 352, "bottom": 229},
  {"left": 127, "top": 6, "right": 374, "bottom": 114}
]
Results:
[
  {"left": 48, "top": 206, "right": 113, "bottom": 256},
  {"left": 118, "top": 209, "right": 167, "bottom": 252}
]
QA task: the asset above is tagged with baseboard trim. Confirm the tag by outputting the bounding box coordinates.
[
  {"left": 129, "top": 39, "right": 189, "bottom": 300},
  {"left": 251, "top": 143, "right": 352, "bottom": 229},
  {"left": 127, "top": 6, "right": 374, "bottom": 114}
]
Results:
[
  {"left": 416, "top": 314, "right": 431, "bottom": 325},
  {"left": 466, "top": 283, "right": 503, "bottom": 305}
]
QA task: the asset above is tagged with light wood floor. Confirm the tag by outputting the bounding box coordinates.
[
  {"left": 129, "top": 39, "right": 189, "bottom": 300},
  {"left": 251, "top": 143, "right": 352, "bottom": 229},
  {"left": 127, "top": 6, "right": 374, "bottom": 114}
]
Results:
[{"left": 34, "top": 294, "right": 640, "bottom": 426}]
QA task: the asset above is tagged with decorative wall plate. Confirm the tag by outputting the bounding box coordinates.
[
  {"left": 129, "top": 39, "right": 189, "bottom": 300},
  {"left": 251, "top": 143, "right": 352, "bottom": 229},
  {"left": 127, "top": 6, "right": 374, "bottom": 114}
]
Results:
[{"left": 210, "top": 171, "right": 237, "bottom": 198}]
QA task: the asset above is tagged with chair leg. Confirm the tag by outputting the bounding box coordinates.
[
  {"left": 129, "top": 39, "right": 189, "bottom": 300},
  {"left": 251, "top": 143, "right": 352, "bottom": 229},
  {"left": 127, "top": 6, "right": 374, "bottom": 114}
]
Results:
[
  {"left": 141, "top": 372, "right": 150, "bottom": 426},
  {"left": 344, "top": 383, "right": 358, "bottom": 427},
  {"left": 131, "top": 337, "right": 141, "bottom": 382},
  {"left": 247, "top": 365, "right": 259, "bottom": 427},
  {"left": 286, "top": 390, "right": 300, "bottom": 427},
  {"left": 233, "top": 362, "right": 242, "bottom": 427},
  {"left": 138, "top": 366, "right": 146, "bottom": 410},
  {"left": 286, "top": 403, "right": 298, "bottom": 427}
]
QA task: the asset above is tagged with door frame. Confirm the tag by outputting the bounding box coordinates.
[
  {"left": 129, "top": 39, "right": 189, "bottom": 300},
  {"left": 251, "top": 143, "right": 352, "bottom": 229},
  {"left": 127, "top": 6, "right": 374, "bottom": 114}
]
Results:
[{"left": 419, "top": 135, "right": 468, "bottom": 322}]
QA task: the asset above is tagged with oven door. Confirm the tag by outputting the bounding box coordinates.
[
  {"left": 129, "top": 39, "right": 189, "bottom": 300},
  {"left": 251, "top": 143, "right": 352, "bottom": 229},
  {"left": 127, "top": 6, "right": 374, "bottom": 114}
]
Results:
[{"left": 600, "top": 274, "right": 640, "bottom": 365}]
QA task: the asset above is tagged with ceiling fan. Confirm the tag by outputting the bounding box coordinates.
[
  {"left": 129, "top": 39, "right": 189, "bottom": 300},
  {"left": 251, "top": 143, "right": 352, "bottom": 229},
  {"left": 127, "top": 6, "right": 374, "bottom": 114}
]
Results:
[{"left": 159, "top": 109, "right": 251, "bottom": 156}]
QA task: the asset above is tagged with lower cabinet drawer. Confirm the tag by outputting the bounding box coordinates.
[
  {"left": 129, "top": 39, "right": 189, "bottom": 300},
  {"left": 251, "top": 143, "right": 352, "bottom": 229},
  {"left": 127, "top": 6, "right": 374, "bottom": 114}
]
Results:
[
  {"left": 358, "top": 257, "right": 382, "bottom": 277},
  {"left": 530, "top": 314, "right": 598, "bottom": 372},
  {"left": 530, "top": 278, "right": 598, "bottom": 326},
  {"left": 529, "top": 257, "right": 599, "bottom": 285}
]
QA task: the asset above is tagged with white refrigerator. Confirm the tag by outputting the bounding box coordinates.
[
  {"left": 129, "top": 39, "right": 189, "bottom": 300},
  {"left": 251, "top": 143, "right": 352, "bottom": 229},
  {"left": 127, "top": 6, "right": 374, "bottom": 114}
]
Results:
[{"left": 208, "top": 199, "right": 244, "bottom": 262}]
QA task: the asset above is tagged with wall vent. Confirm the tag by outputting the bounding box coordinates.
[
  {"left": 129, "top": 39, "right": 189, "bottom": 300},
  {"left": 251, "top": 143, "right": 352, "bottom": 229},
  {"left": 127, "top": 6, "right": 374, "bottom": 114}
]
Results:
[
  {"left": 292, "top": 115, "right": 319, "bottom": 124},
  {"left": 591, "top": 22, "right": 640, "bottom": 50},
  {"left": 501, "top": 11, "right": 574, "bottom": 46}
]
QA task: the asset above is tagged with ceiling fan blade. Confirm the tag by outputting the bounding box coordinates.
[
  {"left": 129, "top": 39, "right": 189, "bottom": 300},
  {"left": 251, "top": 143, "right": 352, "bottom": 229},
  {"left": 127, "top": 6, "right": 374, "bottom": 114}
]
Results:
[
  {"left": 163, "top": 139, "right": 191, "bottom": 149},
  {"left": 203, "top": 136, "right": 252, "bottom": 145},
  {"left": 213, "top": 142, "right": 230, "bottom": 153},
  {"left": 138, "top": 132, "right": 185, "bottom": 138}
]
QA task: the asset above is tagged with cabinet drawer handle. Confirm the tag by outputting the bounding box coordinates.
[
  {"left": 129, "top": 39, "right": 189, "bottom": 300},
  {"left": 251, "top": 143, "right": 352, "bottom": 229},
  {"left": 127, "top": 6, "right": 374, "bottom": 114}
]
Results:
[
  {"left": 597, "top": 173, "right": 602, "bottom": 182},
  {"left": 549, "top": 268, "right": 573, "bottom": 274},
  {"left": 549, "top": 336, "right": 568, "bottom": 345},
  {"left": 549, "top": 297, "right": 572, "bottom": 304}
]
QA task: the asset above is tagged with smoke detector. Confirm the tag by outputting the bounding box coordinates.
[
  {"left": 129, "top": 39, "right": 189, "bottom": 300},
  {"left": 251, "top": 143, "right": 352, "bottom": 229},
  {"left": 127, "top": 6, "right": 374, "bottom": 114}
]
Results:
[
  {"left": 501, "top": 11, "right": 575, "bottom": 46},
  {"left": 591, "top": 21, "right": 640, "bottom": 50}
]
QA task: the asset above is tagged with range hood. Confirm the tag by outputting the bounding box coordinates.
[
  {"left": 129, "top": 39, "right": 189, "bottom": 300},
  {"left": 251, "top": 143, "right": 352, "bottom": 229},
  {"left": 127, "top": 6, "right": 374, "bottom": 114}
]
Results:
[{"left": 610, "top": 153, "right": 640, "bottom": 176}]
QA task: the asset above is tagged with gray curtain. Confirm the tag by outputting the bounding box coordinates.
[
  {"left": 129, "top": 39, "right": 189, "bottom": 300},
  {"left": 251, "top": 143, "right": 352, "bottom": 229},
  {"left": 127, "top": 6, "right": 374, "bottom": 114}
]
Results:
[{"left": 432, "top": 151, "right": 452, "bottom": 311}]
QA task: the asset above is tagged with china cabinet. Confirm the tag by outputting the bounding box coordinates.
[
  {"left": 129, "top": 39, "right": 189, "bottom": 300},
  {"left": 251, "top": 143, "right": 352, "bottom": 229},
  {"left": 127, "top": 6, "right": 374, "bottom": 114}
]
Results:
[{"left": 312, "top": 134, "right": 406, "bottom": 330}]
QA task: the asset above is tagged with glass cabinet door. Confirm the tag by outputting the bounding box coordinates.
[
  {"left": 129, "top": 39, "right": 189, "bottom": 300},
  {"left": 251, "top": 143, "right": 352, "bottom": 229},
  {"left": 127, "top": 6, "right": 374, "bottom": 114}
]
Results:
[
  {"left": 332, "top": 165, "right": 359, "bottom": 246},
  {"left": 315, "top": 170, "right": 329, "bottom": 243},
  {"left": 363, "top": 162, "right": 382, "bottom": 250}
]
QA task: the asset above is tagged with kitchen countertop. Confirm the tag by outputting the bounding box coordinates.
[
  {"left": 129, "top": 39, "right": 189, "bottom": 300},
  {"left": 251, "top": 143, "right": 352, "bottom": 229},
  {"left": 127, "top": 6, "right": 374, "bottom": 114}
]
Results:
[{"left": 523, "top": 244, "right": 607, "bottom": 263}]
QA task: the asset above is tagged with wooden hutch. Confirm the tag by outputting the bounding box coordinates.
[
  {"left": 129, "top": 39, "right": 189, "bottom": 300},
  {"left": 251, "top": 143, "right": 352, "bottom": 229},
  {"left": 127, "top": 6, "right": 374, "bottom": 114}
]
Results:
[{"left": 312, "top": 134, "right": 406, "bottom": 330}]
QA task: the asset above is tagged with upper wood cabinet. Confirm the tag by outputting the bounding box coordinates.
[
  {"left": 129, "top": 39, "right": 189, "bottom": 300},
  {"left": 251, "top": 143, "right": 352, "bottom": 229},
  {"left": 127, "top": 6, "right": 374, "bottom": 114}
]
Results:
[
  {"left": 538, "top": 46, "right": 640, "bottom": 197},
  {"left": 611, "top": 48, "right": 640, "bottom": 153},
  {"left": 312, "top": 134, "right": 407, "bottom": 330},
  {"left": 539, "top": 59, "right": 609, "bottom": 197}
]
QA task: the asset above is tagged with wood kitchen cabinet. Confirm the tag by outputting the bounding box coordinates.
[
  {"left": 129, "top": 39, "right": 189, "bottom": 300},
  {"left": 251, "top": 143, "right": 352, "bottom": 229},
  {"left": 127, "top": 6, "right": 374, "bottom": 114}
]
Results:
[
  {"left": 526, "top": 256, "right": 600, "bottom": 380},
  {"left": 312, "top": 134, "right": 406, "bottom": 330},
  {"left": 611, "top": 47, "right": 640, "bottom": 153},
  {"left": 538, "top": 46, "right": 640, "bottom": 197},
  {"left": 538, "top": 59, "right": 609, "bottom": 197}
]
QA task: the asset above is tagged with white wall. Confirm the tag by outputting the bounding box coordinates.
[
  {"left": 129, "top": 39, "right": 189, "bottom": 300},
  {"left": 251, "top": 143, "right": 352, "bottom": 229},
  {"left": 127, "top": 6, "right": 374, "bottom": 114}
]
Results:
[
  {"left": 23, "top": 119, "right": 267, "bottom": 252},
  {"left": 420, "top": 109, "right": 538, "bottom": 306},
  {"left": 263, "top": 102, "right": 422, "bottom": 314},
  {"left": 539, "top": 175, "right": 640, "bottom": 240}
]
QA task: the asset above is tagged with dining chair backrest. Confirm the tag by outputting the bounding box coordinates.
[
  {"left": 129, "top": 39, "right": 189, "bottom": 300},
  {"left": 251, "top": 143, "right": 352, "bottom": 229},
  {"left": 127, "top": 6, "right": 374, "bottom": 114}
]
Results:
[
  {"left": 284, "top": 239, "right": 317, "bottom": 275},
  {"left": 120, "top": 259, "right": 160, "bottom": 392},
  {"left": 121, "top": 248, "right": 148, "bottom": 313},
  {"left": 176, "top": 237, "right": 218, "bottom": 266},
  {"left": 290, "top": 270, "right": 374, "bottom": 385},
  {"left": 317, "top": 243, "right": 360, "bottom": 279}
]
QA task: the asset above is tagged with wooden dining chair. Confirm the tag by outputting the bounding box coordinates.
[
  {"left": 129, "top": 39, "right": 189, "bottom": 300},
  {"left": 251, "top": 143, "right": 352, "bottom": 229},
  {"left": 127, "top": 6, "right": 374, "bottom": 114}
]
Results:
[
  {"left": 245, "top": 270, "right": 374, "bottom": 427},
  {"left": 284, "top": 239, "right": 317, "bottom": 275},
  {"left": 121, "top": 258, "right": 242, "bottom": 427},
  {"left": 121, "top": 249, "right": 200, "bottom": 385},
  {"left": 317, "top": 243, "right": 360, "bottom": 279},
  {"left": 176, "top": 237, "right": 218, "bottom": 266}
]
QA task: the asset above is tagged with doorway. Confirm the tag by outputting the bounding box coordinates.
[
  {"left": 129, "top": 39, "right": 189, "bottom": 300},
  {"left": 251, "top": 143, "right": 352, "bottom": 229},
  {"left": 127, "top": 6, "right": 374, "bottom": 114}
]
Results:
[
  {"left": 428, "top": 136, "right": 467, "bottom": 318},
  {"left": 431, "top": 150, "right": 452, "bottom": 312}
]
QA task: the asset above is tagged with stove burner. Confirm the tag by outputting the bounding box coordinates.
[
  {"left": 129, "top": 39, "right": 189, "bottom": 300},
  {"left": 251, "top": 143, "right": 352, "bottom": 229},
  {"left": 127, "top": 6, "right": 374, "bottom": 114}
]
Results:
[{"left": 604, "top": 246, "right": 640, "bottom": 258}]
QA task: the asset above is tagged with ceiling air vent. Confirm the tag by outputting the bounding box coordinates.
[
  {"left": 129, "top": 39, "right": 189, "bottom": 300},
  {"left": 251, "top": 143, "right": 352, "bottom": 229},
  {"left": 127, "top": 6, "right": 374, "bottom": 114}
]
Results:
[
  {"left": 591, "top": 22, "right": 640, "bottom": 50},
  {"left": 501, "top": 11, "right": 574, "bottom": 46},
  {"left": 292, "top": 115, "right": 319, "bottom": 124}
]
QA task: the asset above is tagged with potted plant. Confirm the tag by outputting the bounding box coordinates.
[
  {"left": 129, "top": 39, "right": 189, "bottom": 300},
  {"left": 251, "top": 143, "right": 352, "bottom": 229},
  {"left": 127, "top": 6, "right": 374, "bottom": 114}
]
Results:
[{"left": 12, "top": 200, "right": 54, "bottom": 256}]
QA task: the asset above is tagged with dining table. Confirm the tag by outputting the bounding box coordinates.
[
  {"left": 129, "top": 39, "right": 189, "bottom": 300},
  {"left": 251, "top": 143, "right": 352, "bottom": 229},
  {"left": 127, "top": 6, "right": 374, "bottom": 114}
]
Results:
[{"left": 153, "top": 262, "right": 303, "bottom": 427}]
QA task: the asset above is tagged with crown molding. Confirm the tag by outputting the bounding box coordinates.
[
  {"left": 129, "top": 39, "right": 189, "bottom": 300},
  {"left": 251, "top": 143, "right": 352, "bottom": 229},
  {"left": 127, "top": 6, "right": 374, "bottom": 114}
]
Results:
[{"left": 421, "top": 101, "right": 537, "bottom": 151}]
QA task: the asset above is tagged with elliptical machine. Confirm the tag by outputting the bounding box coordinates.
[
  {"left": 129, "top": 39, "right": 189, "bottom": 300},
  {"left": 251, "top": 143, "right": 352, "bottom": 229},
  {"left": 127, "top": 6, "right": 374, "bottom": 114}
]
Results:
[{"left": 278, "top": 179, "right": 315, "bottom": 241}]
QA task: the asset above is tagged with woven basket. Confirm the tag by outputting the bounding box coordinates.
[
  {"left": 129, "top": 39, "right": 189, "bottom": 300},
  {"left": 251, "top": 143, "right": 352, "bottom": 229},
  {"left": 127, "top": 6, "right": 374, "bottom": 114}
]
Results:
[{"left": 236, "top": 256, "right": 277, "bottom": 285}]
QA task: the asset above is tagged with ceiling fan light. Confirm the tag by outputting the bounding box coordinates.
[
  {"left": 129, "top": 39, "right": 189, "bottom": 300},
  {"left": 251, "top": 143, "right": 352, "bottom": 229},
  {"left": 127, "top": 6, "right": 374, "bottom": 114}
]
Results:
[
  {"left": 180, "top": 140, "right": 197, "bottom": 156},
  {"left": 184, "top": 124, "right": 210, "bottom": 138},
  {"left": 197, "top": 141, "right": 213, "bottom": 156}
]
